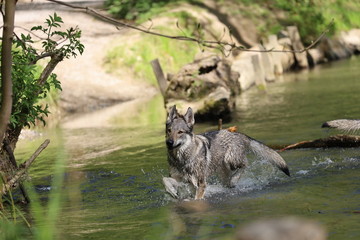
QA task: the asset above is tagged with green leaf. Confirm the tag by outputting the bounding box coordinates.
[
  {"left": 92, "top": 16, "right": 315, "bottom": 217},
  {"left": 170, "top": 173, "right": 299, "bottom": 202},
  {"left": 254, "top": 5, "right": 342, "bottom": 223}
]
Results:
[
  {"left": 31, "top": 25, "right": 43, "bottom": 31},
  {"left": 53, "top": 12, "right": 63, "bottom": 23}
]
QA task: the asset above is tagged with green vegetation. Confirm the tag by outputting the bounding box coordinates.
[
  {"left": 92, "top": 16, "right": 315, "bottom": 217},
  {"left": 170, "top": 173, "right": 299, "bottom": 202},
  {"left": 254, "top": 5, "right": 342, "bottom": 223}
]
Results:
[
  {"left": 1, "top": 13, "right": 83, "bottom": 129},
  {"left": 269, "top": 0, "right": 360, "bottom": 43},
  {"left": 105, "top": 0, "right": 184, "bottom": 21},
  {"left": 104, "top": 11, "right": 202, "bottom": 86},
  {"left": 105, "top": 0, "right": 360, "bottom": 41},
  {"left": 104, "top": 0, "right": 360, "bottom": 85}
]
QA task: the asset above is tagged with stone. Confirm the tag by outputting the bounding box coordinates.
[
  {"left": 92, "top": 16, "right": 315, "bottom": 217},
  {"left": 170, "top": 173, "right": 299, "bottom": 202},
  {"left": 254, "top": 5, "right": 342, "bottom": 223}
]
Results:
[
  {"left": 164, "top": 52, "right": 240, "bottom": 121},
  {"left": 266, "top": 35, "right": 284, "bottom": 75},
  {"left": 231, "top": 57, "right": 256, "bottom": 91},
  {"left": 339, "top": 29, "right": 360, "bottom": 53},
  {"left": 277, "top": 35, "right": 295, "bottom": 71},
  {"left": 258, "top": 44, "right": 276, "bottom": 82},
  {"left": 318, "top": 37, "right": 352, "bottom": 61},
  {"left": 251, "top": 54, "right": 267, "bottom": 89},
  {"left": 307, "top": 48, "right": 325, "bottom": 66},
  {"left": 286, "top": 26, "right": 309, "bottom": 69},
  {"left": 236, "top": 217, "right": 327, "bottom": 240}
]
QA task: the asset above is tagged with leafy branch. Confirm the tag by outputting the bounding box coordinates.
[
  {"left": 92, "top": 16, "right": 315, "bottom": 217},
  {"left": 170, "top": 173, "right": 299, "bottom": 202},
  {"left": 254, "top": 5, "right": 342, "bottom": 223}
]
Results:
[
  {"left": 1, "top": 13, "right": 84, "bottom": 129},
  {"left": 47, "top": 0, "right": 332, "bottom": 56}
]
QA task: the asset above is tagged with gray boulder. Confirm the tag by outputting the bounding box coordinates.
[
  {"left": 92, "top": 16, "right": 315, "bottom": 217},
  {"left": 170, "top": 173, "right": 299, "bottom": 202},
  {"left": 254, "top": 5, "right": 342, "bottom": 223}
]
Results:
[{"left": 165, "top": 52, "right": 240, "bottom": 121}]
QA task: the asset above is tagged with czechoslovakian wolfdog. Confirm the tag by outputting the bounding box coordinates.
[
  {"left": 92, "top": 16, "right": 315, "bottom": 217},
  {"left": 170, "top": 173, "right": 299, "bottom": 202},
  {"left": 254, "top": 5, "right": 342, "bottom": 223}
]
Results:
[{"left": 163, "top": 105, "right": 290, "bottom": 200}]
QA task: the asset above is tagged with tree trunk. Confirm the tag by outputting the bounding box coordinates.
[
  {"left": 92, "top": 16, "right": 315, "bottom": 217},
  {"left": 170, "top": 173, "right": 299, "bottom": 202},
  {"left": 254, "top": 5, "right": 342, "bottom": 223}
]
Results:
[
  {"left": 0, "top": 126, "right": 23, "bottom": 198},
  {"left": 0, "top": 0, "right": 16, "bottom": 145},
  {"left": 0, "top": 0, "right": 23, "bottom": 200}
]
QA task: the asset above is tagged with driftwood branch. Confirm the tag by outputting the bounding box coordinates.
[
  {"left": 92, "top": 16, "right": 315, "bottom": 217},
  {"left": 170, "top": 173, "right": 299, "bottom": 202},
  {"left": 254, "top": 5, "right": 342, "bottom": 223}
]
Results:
[
  {"left": 20, "top": 139, "right": 50, "bottom": 169},
  {"left": 150, "top": 59, "right": 167, "bottom": 97},
  {"left": 220, "top": 123, "right": 360, "bottom": 151},
  {"left": 46, "top": 0, "right": 332, "bottom": 54},
  {"left": 277, "top": 135, "right": 360, "bottom": 152},
  {"left": 1, "top": 139, "right": 50, "bottom": 195}
]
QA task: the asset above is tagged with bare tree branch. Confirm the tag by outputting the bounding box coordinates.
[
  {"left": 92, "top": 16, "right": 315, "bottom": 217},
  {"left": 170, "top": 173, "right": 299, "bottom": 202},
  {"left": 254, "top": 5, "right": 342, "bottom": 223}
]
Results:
[
  {"left": 20, "top": 139, "right": 50, "bottom": 169},
  {"left": 46, "top": 0, "right": 333, "bottom": 54},
  {"left": 30, "top": 52, "right": 56, "bottom": 64}
]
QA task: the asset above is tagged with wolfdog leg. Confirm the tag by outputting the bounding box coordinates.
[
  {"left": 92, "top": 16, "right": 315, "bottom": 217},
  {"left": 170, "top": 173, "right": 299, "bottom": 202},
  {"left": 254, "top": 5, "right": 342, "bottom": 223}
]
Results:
[
  {"left": 194, "top": 180, "right": 206, "bottom": 200},
  {"left": 163, "top": 177, "right": 180, "bottom": 199},
  {"left": 229, "top": 168, "right": 245, "bottom": 188}
]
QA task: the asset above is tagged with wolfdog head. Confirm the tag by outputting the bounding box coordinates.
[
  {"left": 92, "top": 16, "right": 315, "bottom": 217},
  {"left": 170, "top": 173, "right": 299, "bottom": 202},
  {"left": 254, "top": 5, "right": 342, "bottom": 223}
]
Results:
[{"left": 165, "top": 105, "right": 195, "bottom": 150}]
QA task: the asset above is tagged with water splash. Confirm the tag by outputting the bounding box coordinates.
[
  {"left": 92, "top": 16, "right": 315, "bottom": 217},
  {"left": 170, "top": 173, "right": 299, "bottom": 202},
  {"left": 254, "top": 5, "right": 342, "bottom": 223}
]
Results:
[{"left": 204, "top": 159, "right": 288, "bottom": 199}]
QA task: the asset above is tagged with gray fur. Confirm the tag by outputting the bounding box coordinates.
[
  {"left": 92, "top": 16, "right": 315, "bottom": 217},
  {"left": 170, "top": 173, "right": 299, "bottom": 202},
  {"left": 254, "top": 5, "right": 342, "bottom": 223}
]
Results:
[
  {"left": 322, "top": 119, "right": 360, "bottom": 132},
  {"left": 163, "top": 105, "right": 290, "bottom": 200}
]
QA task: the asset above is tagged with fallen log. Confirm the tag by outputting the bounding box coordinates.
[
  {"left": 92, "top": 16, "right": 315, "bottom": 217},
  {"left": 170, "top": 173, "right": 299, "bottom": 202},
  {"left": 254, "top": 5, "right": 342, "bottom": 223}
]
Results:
[
  {"left": 218, "top": 122, "right": 360, "bottom": 151},
  {"left": 277, "top": 135, "right": 360, "bottom": 152}
]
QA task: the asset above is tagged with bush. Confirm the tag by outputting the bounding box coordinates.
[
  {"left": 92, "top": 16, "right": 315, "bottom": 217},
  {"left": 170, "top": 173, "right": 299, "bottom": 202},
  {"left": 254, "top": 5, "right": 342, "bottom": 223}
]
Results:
[{"left": 0, "top": 13, "right": 84, "bottom": 129}]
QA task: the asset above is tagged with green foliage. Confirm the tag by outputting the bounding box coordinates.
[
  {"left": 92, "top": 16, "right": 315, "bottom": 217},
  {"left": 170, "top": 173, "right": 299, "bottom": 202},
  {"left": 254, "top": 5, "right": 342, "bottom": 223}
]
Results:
[
  {"left": 30, "top": 13, "right": 84, "bottom": 58},
  {"left": 0, "top": 221, "right": 26, "bottom": 240},
  {"left": 0, "top": 13, "right": 83, "bottom": 129},
  {"left": 106, "top": 0, "right": 360, "bottom": 45},
  {"left": 272, "top": 0, "right": 329, "bottom": 44},
  {"left": 10, "top": 51, "right": 53, "bottom": 128},
  {"left": 105, "top": 35, "right": 199, "bottom": 86},
  {"left": 104, "top": 12, "right": 200, "bottom": 86},
  {"left": 262, "top": 0, "right": 360, "bottom": 44},
  {"left": 105, "top": 0, "right": 184, "bottom": 21}
]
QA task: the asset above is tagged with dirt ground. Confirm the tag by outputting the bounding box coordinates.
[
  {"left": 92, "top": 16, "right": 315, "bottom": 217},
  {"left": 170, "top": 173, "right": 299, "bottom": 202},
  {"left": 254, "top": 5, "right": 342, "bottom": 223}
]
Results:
[{"left": 12, "top": 1, "right": 158, "bottom": 127}]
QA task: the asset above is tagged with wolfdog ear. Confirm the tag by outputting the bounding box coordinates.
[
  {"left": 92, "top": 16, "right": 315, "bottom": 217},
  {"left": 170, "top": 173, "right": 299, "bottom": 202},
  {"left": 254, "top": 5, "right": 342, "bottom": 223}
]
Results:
[
  {"left": 184, "top": 107, "right": 195, "bottom": 127},
  {"left": 167, "top": 105, "right": 178, "bottom": 123}
]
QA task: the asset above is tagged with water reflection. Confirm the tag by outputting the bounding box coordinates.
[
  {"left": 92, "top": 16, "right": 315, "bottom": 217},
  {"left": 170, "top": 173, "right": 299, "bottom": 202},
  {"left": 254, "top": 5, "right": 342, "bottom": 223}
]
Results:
[{"left": 62, "top": 94, "right": 166, "bottom": 129}]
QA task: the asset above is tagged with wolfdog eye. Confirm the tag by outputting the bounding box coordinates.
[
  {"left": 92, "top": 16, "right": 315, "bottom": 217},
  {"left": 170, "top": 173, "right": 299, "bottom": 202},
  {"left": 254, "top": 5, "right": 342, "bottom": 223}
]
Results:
[{"left": 178, "top": 130, "right": 184, "bottom": 134}]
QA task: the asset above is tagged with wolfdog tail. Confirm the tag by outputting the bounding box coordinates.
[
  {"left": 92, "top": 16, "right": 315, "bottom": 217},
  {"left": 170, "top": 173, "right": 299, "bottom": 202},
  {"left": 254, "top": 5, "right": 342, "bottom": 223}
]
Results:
[
  {"left": 322, "top": 119, "right": 360, "bottom": 132},
  {"left": 249, "top": 139, "right": 290, "bottom": 176}
]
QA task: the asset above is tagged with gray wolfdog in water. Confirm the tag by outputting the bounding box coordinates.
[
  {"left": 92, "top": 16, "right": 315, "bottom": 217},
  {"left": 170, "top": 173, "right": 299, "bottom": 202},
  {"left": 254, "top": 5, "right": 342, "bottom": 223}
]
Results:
[{"left": 163, "top": 105, "right": 290, "bottom": 200}]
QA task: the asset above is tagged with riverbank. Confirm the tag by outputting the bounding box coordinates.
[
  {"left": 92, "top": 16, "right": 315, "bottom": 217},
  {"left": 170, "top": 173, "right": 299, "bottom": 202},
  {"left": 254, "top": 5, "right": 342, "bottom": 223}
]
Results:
[{"left": 13, "top": 0, "right": 360, "bottom": 128}]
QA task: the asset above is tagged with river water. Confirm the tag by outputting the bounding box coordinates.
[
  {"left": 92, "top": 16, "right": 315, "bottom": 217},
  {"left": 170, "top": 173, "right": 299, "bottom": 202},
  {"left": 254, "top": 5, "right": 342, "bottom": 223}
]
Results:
[{"left": 16, "top": 57, "right": 360, "bottom": 239}]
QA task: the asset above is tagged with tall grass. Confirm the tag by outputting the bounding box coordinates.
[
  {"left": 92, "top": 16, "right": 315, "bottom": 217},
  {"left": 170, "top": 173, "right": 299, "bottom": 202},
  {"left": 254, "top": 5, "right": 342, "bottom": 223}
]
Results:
[{"left": 0, "top": 139, "right": 66, "bottom": 240}]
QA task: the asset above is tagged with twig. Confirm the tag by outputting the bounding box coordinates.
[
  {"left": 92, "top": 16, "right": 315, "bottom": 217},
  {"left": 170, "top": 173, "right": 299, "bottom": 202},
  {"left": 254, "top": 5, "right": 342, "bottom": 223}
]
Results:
[
  {"left": 2, "top": 139, "right": 50, "bottom": 195},
  {"left": 21, "top": 139, "right": 50, "bottom": 169},
  {"left": 14, "top": 25, "right": 47, "bottom": 40},
  {"left": 277, "top": 140, "right": 312, "bottom": 152},
  {"left": 218, "top": 118, "right": 223, "bottom": 130},
  {"left": 46, "top": 0, "right": 332, "bottom": 54}
]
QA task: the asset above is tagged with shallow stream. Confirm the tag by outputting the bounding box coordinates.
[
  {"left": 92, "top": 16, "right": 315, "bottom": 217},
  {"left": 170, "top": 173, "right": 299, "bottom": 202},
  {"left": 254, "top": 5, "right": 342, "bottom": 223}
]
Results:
[{"left": 16, "top": 57, "right": 360, "bottom": 239}]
